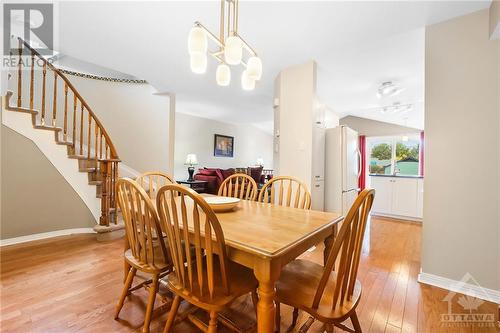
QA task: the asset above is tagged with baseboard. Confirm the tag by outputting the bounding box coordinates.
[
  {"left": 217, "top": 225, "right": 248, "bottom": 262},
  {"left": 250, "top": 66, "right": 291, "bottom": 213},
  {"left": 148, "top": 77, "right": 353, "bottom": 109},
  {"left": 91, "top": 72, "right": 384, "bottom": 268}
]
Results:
[
  {"left": 418, "top": 271, "right": 500, "bottom": 304},
  {"left": 0, "top": 228, "right": 96, "bottom": 247},
  {"left": 372, "top": 212, "right": 422, "bottom": 223}
]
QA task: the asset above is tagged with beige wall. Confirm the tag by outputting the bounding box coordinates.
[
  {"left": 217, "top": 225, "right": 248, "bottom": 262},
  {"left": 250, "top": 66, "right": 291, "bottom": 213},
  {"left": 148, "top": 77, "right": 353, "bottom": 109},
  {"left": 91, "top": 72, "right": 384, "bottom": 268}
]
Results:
[
  {"left": 423, "top": 9, "right": 500, "bottom": 290},
  {"left": 1, "top": 125, "right": 95, "bottom": 239},
  {"left": 174, "top": 113, "right": 273, "bottom": 180},
  {"left": 340, "top": 115, "right": 421, "bottom": 137}
]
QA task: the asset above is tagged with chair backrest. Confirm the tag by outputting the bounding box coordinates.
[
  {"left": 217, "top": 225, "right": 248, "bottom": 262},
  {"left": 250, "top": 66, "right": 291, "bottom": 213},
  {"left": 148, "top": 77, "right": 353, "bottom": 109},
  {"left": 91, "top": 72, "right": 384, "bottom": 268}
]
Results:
[
  {"left": 218, "top": 173, "right": 258, "bottom": 201},
  {"left": 136, "top": 171, "right": 176, "bottom": 199},
  {"left": 156, "top": 184, "right": 230, "bottom": 300},
  {"left": 312, "top": 188, "right": 375, "bottom": 310},
  {"left": 257, "top": 176, "right": 311, "bottom": 209},
  {"left": 116, "top": 178, "right": 169, "bottom": 268}
]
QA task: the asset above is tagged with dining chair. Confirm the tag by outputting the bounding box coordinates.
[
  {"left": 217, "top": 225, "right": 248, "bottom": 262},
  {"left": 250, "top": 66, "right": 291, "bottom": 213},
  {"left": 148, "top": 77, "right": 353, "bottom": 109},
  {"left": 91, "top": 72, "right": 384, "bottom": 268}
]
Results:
[
  {"left": 274, "top": 188, "right": 375, "bottom": 333},
  {"left": 136, "top": 171, "right": 176, "bottom": 200},
  {"left": 156, "top": 184, "right": 259, "bottom": 333},
  {"left": 217, "top": 173, "right": 258, "bottom": 201},
  {"left": 115, "top": 178, "right": 173, "bottom": 333},
  {"left": 257, "top": 176, "right": 311, "bottom": 209}
]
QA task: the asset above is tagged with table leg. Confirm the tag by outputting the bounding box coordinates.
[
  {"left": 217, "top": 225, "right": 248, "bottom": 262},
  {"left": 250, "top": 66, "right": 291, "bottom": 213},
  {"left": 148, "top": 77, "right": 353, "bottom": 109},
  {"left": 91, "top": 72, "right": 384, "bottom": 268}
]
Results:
[
  {"left": 323, "top": 224, "right": 337, "bottom": 266},
  {"left": 254, "top": 260, "right": 280, "bottom": 333}
]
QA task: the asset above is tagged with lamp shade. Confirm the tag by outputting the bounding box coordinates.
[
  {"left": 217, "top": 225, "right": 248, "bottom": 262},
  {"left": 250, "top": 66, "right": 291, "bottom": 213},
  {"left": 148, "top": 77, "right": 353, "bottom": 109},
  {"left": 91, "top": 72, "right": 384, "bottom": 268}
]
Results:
[
  {"left": 216, "top": 64, "right": 231, "bottom": 86},
  {"left": 190, "top": 53, "right": 207, "bottom": 74},
  {"left": 188, "top": 26, "right": 207, "bottom": 55},
  {"left": 185, "top": 154, "right": 198, "bottom": 166},
  {"left": 224, "top": 36, "right": 243, "bottom": 65},
  {"left": 241, "top": 70, "right": 255, "bottom": 91},
  {"left": 246, "top": 56, "right": 262, "bottom": 80}
]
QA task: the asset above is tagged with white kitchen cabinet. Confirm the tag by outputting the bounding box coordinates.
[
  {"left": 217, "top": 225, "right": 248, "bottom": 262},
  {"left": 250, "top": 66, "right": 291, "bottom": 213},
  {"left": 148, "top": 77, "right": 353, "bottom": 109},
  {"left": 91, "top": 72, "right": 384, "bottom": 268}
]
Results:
[
  {"left": 370, "top": 176, "right": 393, "bottom": 215},
  {"left": 369, "top": 176, "right": 423, "bottom": 220},
  {"left": 312, "top": 124, "right": 325, "bottom": 181}
]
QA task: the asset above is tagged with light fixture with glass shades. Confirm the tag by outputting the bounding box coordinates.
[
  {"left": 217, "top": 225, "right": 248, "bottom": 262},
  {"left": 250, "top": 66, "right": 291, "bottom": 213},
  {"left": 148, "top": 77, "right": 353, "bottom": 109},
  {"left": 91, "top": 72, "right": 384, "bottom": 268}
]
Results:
[{"left": 188, "top": 0, "right": 262, "bottom": 90}]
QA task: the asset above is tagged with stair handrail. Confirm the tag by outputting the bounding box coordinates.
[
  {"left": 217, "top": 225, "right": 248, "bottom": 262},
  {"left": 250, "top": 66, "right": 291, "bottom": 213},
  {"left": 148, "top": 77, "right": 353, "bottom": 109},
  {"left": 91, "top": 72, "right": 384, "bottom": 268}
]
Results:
[{"left": 15, "top": 37, "right": 119, "bottom": 160}]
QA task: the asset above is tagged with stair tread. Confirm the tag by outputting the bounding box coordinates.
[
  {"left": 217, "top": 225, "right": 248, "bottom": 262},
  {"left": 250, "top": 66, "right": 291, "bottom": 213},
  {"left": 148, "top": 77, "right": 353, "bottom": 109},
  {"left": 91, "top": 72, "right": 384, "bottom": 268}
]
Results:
[
  {"left": 56, "top": 141, "right": 73, "bottom": 146},
  {"left": 89, "top": 180, "right": 102, "bottom": 185},
  {"left": 68, "top": 155, "right": 91, "bottom": 160},
  {"left": 6, "top": 106, "right": 38, "bottom": 115},
  {"left": 34, "top": 125, "right": 62, "bottom": 132}
]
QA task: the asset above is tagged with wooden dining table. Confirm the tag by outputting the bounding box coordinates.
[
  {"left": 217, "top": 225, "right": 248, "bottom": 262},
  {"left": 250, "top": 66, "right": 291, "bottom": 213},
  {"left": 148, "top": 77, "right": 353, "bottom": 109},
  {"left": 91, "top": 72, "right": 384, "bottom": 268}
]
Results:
[{"left": 205, "top": 197, "right": 344, "bottom": 333}]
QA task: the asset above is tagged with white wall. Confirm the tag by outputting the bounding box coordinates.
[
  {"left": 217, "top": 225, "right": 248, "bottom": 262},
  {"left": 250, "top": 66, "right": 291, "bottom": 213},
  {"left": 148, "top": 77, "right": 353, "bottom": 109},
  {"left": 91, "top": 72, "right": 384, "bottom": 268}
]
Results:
[
  {"left": 174, "top": 112, "right": 273, "bottom": 180},
  {"left": 68, "top": 78, "right": 173, "bottom": 174},
  {"left": 423, "top": 9, "right": 500, "bottom": 291},
  {"left": 340, "top": 116, "right": 421, "bottom": 137}
]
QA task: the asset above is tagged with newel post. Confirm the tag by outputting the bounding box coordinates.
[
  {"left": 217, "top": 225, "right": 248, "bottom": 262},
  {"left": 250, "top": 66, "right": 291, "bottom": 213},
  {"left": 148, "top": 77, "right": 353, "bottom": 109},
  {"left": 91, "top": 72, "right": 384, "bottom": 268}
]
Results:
[{"left": 99, "top": 160, "right": 112, "bottom": 226}]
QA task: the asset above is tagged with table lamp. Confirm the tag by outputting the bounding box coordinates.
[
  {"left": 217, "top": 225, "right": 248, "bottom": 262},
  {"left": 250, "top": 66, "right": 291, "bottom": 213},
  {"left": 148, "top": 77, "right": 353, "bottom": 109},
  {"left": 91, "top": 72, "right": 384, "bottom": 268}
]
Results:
[{"left": 185, "top": 154, "right": 198, "bottom": 181}]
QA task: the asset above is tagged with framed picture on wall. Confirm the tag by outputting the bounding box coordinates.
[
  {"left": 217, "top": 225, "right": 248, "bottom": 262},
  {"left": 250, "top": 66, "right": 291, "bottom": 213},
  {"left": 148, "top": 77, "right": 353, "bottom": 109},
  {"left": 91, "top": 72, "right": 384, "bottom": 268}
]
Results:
[{"left": 214, "top": 134, "right": 234, "bottom": 157}]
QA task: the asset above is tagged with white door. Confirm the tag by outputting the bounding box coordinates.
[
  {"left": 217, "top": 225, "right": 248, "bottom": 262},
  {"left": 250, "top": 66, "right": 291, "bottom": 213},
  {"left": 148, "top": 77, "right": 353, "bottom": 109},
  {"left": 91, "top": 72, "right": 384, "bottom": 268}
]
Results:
[
  {"left": 391, "top": 178, "right": 418, "bottom": 217},
  {"left": 342, "top": 127, "right": 360, "bottom": 192},
  {"left": 370, "top": 176, "right": 393, "bottom": 214}
]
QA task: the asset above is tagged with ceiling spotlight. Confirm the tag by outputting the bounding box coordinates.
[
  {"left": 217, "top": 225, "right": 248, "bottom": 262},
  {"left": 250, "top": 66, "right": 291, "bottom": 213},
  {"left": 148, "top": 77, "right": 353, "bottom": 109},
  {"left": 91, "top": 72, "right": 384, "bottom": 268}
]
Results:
[{"left": 377, "top": 81, "right": 405, "bottom": 99}]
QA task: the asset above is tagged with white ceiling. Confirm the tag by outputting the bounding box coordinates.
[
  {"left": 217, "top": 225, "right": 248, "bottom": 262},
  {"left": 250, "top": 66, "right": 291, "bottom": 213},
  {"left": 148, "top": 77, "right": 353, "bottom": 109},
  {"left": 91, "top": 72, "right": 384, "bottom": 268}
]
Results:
[{"left": 56, "top": 1, "right": 491, "bottom": 131}]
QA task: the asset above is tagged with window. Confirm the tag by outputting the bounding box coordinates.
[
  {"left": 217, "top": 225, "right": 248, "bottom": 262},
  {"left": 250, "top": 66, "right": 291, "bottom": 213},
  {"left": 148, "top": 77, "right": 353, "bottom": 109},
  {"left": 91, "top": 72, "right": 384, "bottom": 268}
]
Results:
[{"left": 368, "top": 134, "right": 421, "bottom": 176}]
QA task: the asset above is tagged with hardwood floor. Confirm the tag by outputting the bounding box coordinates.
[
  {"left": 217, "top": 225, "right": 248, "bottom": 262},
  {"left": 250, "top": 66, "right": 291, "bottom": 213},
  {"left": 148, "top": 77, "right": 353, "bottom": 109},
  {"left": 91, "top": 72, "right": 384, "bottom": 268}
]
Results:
[{"left": 1, "top": 216, "right": 498, "bottom": 332}]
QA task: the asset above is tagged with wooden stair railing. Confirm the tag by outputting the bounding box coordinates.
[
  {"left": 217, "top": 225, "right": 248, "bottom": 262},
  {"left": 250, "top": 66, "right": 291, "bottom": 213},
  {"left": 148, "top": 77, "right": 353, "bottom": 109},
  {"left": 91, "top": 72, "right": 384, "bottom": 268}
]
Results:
[{"left": 7, "top": 37, "right": 120, "bottom": 226}]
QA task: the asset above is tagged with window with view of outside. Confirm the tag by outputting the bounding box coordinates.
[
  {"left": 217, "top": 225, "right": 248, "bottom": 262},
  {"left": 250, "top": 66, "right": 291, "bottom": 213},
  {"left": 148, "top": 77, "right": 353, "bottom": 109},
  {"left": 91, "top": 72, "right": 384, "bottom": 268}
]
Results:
[{"left": 368, "top": 135, "right": 420, "bottom": 176}]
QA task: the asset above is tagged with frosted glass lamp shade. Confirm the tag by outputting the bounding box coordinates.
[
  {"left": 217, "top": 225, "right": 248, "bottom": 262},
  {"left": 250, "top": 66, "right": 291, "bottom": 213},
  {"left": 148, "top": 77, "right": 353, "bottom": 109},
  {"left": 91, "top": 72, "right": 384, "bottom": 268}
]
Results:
[
  {"left": 185, "top": 154, "right": 198, "bottom": 166},
  {"left": 190, "top": 53, "right": 207, "bottom": 74},
  {"left": 241, "top": 70, "right": 255, "bottom": 91},
  {"left": 224, "top": 36, "right": 243, "bottom": 65},
  {"left": 216, "top": 64, "right": 231, "bottom": 86},
  {"left": 247, "top": 56, "right": 262, "bottom": 80},
  {"left": 188, "top": 26, "right": 207, "bottom": 55}
]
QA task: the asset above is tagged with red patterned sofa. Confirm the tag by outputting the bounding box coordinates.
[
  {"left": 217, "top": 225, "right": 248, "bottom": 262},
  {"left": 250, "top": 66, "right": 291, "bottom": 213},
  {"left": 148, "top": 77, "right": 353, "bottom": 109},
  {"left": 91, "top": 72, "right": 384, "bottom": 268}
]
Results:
[{"left": 194, "top": 167, "right": 272, "bottom": 194}]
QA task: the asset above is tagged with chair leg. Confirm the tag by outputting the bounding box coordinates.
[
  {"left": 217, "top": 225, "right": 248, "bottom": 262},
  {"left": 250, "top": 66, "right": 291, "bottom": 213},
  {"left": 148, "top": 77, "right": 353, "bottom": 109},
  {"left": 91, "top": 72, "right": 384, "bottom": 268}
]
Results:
[
  {"left": 115, "top": 267, "right": 137, "bottom": 319},
  {"left": 274, "top": 302, "right": 281, "bottom": 333},
  {"left": 324, "top": 323, "right": 334, "bottom": 333},
  {"left": 350, "top": 311, "right": 362, "bottom": 333},
  {"left": 142, "top": 273, "right": 159, "bottom": 333},
  {"left": 163, "top": 295, "right": 181, "bottom": 333},
  {"left": 208, "top": 311, "right": 218, "bottom": 333},
  {"left": 291, "top": 307, "right": 299, "bottom": 327}
]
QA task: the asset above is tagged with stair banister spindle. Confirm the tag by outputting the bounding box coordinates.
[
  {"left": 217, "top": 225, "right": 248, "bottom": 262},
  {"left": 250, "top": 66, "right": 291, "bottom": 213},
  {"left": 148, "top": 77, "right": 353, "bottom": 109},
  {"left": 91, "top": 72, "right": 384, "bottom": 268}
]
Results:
[
  {"left": 87, "top": 113, "right": 91, "bottom": 159},
  {"left": 80, "top": 104, "right": 84, "bottom": 155},
  {"left": 72, "top": 94, "right": 77, "bottom": 147},
  {"left": 52, "top": 72, "right": 57, "bottom": 126},
  {"left": 17, "top": 39, "right": 22, "bottom": 107},
  {"left": 63, "top": 83, "right": 68, "bottom": 141},
  {"left": 41, "top": 62, "right": 47, "bottom": 125},
  {"left": 94, "top": 121, "right": 98, "bottom": 165},
  {"left": 30, "top": 51, "right": 34, "bottom": 110}
]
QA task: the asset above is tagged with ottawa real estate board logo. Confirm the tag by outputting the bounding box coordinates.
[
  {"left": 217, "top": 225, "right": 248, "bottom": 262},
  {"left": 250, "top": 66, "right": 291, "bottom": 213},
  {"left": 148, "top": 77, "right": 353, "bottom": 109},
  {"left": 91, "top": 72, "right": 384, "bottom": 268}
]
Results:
[{"left": 440, "top": 273, "right": 499, "bottom": 328}]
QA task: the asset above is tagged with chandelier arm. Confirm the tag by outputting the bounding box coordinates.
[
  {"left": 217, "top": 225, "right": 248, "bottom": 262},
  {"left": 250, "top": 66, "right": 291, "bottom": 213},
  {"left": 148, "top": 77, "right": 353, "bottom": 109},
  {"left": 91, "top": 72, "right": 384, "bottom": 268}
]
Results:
[
  {"left": 195, "top": 22, "right": 224, "bottom": 48},
  {"left": 235, "top": 0, "right": 239, "bottom": 33},
  {"left": 220, "top": 0, "right": 225, "bottom": 47},
  {"left": 235, "top": 33, "right": 257, "bottom": 57}
]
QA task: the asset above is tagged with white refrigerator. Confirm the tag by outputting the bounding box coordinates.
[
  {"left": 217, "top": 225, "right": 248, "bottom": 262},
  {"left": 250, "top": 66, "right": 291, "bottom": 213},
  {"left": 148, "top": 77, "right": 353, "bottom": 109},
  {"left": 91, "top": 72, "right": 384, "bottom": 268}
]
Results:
[{"left": 324, "top": 126, "right": 361, "bottom": 214}]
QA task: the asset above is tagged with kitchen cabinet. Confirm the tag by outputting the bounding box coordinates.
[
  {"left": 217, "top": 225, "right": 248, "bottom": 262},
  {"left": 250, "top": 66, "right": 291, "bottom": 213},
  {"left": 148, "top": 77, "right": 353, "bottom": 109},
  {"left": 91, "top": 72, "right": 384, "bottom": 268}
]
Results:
[
  {"left": 311, "top": 180, "right": 325, "bottom": 211},
  {"left": 369, "top": 176, "right": 423, "bottom": 220}
]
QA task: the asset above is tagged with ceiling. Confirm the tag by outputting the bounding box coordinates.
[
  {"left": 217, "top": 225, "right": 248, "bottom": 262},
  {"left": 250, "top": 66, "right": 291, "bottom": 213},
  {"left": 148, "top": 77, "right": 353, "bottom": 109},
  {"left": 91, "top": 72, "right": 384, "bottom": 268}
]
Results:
[{"left": 56, "top": 1, "right": 491, "bottom": 132}]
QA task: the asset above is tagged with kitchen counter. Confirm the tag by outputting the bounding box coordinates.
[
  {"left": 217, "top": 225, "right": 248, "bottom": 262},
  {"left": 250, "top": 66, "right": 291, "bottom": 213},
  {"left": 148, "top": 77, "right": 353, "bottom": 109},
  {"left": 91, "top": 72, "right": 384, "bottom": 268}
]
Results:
[{"left": 369, "top": 174, "right": 424, "bottom": 179}]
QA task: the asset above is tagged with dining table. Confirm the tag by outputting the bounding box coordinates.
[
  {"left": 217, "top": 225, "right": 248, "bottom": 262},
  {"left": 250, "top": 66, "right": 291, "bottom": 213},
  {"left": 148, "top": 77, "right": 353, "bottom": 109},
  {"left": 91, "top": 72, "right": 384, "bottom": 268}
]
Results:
[{"left": 204, "top": 196, "right": 344, "bottom": 333}]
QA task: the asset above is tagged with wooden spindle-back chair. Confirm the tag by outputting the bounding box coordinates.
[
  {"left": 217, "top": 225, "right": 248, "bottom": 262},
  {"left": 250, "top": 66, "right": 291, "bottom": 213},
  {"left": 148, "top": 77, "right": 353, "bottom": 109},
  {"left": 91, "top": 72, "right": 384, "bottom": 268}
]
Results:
[
  {"left": 275, "top": 189, "right": 375, "bottom": 333},
  {"left": 257, "top": 176, "right": 311, "bottom": 210},
  {"left": 115, "top": 178, "right": 172, "bottom": 333},
  {"left": 156, "top": 184, "right": 258, "bottom": 333},
  {"left": 136, "top": 171, "right": 176, "bottom": 200},
  {"left": 217, "top": 173, "right": 258, "bottom": 201}
]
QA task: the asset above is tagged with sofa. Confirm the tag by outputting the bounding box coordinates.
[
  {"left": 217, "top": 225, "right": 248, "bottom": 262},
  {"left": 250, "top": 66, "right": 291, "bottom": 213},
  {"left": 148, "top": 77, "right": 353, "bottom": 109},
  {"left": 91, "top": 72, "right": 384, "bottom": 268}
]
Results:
[{"left": 194, "top": 166, "right": 272, "bottom": 194}]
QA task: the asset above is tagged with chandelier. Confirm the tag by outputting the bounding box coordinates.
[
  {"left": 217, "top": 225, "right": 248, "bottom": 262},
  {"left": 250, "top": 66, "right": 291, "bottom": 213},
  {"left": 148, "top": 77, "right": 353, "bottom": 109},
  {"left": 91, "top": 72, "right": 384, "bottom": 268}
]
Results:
[{"left": 188, "top": 0, "right": 262, "bottom": 90}]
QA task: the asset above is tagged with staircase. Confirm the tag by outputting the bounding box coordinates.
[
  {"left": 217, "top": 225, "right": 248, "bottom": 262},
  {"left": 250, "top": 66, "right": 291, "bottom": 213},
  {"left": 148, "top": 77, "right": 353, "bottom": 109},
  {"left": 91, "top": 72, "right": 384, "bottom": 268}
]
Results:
[{"left": 4, "top": 37, "right": 120, "bottom": 228}]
